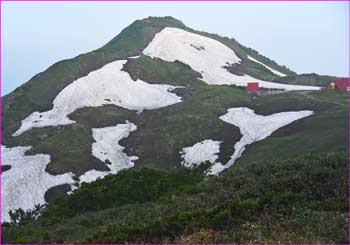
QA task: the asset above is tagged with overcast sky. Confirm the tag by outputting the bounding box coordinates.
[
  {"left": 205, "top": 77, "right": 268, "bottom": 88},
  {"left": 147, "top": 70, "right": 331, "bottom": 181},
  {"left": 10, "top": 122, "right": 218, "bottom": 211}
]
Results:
[{"left": 2, "top": 1, "right": 349, "bottom": 95}]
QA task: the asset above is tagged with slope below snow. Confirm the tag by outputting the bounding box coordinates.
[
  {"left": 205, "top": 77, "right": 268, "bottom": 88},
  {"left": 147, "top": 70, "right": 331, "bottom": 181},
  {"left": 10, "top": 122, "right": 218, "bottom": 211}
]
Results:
[
  {"left": 13, "top": 60, "right": 182, "bottom": 136},
  {"left": 210, "top": 108, "right": 314, "bottom": 174},
  {"left": 79, "top": 122, "right": 138, "bottom": 184},
  {"left": 1, "top": 146, "right": 74, "bottom": 222},
  {"left": 143, "top": 27, "right": 319, "bottom": 91},
  {"left": 247, "top": 55, "right": 287, "bottom": 77},
  {"left": 2, "top": 122, "right": 139, "bottom": 221}
]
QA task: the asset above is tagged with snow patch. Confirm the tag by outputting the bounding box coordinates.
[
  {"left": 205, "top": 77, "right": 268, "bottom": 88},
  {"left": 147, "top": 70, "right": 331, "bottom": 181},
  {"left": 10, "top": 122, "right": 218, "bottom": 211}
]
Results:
[
  {"left": 78, "top": 170, "right": 108, "bottom": 185},
  {"left": 143, "top": 27, "right": 320, "bottom": 91},
  {"left": 79, "top": 121, "right": 138, "bottom": 184},
  {"left": 247, "top": 55, "right": 287, "bottom": 77},
  {"left": 210, "top": 108, "right": 314, "bottom": 175},
  {"left": 128, "top": 55, "right": 141, "bottom": 59},
  {"left": 1, "top": 145, "right": 74, "bottom": 223},
  {"left": 180, "top": 139, "right": 221, "bottom": 168},
  {"left": 13, "top": 60, "right": 182, "bottom": 136}
]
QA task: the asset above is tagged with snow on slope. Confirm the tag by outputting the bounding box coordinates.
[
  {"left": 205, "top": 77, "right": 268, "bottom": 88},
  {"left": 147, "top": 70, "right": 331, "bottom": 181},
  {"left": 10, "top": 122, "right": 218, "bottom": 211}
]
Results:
[
  {"left": 143, "top": 27, "right": 320, "bottom": 91},
  {"left": 79, "top": 122, "right": 138, "bottom": 184},
  {"left": 180, "top": 139, "right": 221, "bottom": 168},
  {"left": 247, "top": 55, "right": 287, "bottom": 77},
  {"left": 128, "top": 55, "right": 141, "bottom": 59},
  {"left": 13, "top": 60, "right": 182, "bottom": 136},
  {"left": 1, "top": 145, "right": 74, "bottom": 222},
  {"left": 210, "top": 108, "right": 314, "bottom": 174}
]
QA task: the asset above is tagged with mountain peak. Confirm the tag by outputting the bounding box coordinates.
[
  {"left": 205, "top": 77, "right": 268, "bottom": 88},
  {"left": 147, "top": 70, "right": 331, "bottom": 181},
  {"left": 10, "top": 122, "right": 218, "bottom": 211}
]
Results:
[
  {"left": 2, "top": 16, "right": 348, "bottom": 243},
  {"left": 100, "top": 16, "right": 185, "bottom": 53},
  {"left": 139, "top": 16, "right": 186, "bottom": 27}
]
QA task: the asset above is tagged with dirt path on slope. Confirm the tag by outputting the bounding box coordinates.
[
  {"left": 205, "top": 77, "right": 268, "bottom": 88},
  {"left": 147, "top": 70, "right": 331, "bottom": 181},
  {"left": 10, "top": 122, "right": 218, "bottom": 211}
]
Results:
[{"left": 298, "top": 91, "right": 348, "bottom": 107}]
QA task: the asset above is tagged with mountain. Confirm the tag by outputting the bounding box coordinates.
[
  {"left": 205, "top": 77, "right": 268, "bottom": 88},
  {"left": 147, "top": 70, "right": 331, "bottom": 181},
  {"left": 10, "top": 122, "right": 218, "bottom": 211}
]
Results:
[{"left": 2, "top": 17, "right": 348, "bottom": 243}]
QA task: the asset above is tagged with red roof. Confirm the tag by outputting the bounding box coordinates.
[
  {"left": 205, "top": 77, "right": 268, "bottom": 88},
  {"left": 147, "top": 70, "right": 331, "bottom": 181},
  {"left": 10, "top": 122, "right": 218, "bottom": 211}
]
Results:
[
  {"left": 247, "top": 82, "right": 259, "bottom": 92},
  {"left": 333, "top": 78, "right": 350, "bottom": 90}
]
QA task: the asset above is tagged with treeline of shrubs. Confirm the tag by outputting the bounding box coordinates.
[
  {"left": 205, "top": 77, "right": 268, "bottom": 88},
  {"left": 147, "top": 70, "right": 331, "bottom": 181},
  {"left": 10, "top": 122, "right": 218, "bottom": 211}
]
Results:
[
  {"left": 3, "top": 152, "right": 349, "bottom": 243},
  {"left": 5, "top": 162, "right": 210, "bottom": 225}
]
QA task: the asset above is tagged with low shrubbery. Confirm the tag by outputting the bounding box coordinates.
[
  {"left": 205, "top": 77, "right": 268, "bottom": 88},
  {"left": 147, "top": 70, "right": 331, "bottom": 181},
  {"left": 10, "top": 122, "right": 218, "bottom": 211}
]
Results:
[{"left": 2, "top": 152, "right": 348, "bottom": 243}]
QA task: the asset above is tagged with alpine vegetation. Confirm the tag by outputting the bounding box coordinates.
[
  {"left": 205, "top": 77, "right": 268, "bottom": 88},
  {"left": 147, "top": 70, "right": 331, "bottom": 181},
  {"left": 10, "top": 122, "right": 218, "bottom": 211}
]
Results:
[{"left": 2, "top": 17, "right": 348, "bottom": 243}]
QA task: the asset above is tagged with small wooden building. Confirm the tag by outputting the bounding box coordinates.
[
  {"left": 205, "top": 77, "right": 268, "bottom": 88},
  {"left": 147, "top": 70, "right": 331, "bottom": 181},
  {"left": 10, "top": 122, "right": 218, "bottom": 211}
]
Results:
[
  {"left": 330, "top": 78, "right": 350, "bottom": 91},
  {"left": 247, "top": 82, "right": 259, "bottom": 93}
]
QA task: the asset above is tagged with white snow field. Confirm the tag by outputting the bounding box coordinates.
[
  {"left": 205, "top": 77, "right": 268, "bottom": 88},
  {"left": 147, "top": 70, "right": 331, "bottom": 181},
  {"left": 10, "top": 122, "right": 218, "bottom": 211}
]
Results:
[
  {"left": 209, "top": 108, "right": 314, "bottom": 174},
  {"left": 1, "top": 145, "right": 74, "bottom": 222},
  {"left": 79, "top": 122, "right": 138, "bottom": 184},
  {"left": 128, "top": 55, "right": 141, "bottom": 59},
  {"left": 180, "top": 139, "right": 221, "bottom": 168},
  {"left": 143, "top": 27, "right": 320, "bottom": 91},
  {"left": 13, "top": 60, "right": 182, "bottom": 136},
  {"left": 247, "top": 55, "right": 287, "bottom": 77}
]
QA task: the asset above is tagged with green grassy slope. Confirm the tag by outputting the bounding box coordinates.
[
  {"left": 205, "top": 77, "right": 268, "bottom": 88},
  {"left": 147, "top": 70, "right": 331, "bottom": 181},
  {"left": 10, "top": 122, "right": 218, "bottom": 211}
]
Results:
[
  {"left": 272, "top": 73, "right": 338, "bottom": 87},
  {"left": 237, "top": 89, "right": 349, "bottom": 166},
  {"left": 4, "top": 17, "right": 341, "bottom": 175},
  {"left": 3, "top": 16, "right": 309, "bottom": 177},
  {"left": 1, "top": 17, "right": 185, "bottom": 139},
  {"left": 2, "top": 17, "right": 348, "bottom": 244},
  {"left": 92, "top": 57, "right": 348, "bottom": 172},
  {"left": 2, "top": 16, "right": 300, "bottom": 140},
  {"left": 4, "top": 55, "right": 347, "bottom": 177},
  {"left": 2, "top": 153, "right": 348, "bottom": 244}
]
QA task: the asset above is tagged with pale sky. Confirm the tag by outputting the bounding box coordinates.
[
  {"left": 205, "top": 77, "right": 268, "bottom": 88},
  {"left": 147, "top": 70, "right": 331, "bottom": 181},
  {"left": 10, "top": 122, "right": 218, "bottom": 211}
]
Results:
[{"left": 1, "top": 1, "right": 349, "bottom": 95}]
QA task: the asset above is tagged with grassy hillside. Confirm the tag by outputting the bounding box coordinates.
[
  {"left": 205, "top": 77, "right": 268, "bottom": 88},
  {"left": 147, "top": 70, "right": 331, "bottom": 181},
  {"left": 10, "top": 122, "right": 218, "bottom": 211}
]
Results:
[
  {"left": 236, "top": 89, "right": 348, "bottom": 166},
  {"left": 272, "top": 73, "right": 337, "bottom": 87},
  {"left": 2, "top": 16, "right": 348, "bottom": 244},
  {"left": 2, "top": 153, "right": 348, "bottom": 244},
  {"left": 4, "top": 55, "right": 348, "bottom": 177},
  {"left": 1, "top": 17, "right": 185, "bottom": 139},
  {"left": 2, "top": 16, "right": 299, "bottom": 140},
  {"left": 4, "top": 17, "right": 341, "bottom": 176},
  {"left": 75, "top": 57, "right": 348, "bottom": 173}
]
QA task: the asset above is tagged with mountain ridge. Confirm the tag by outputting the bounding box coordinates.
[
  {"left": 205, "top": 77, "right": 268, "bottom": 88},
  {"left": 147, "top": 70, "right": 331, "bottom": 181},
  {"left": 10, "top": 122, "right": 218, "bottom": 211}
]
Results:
[
  {"left": 1, "top": 16, "right": 316, "bottom": 135},
  {"left": 4, "top": 16, "right": 337, "bottom": 141},
  {"left": 1, "top": 17, "right": 348, "bottom": 240}
]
